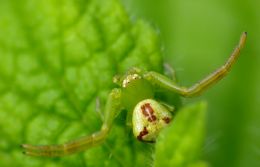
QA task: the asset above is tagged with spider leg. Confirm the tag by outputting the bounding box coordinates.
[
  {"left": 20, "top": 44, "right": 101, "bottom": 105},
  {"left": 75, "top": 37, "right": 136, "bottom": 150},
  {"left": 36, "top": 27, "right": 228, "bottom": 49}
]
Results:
[
  {"left": 163, "top": 63, "right": 177, "bottom": 82},
  {"left": 159, "top": 102, "right": 175, "bottom": 112},
  {"left": 144, "top": 32, "right": 247, "bottom": 97},
  {"left": 21, "top": 88, "right": 122, "bottom": 157},
  {"left": 95, "top": 97, "right": 104, "bottom": 121}
]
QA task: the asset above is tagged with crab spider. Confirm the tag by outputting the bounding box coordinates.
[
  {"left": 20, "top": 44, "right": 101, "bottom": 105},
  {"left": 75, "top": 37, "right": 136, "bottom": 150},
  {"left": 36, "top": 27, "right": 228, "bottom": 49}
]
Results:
[{"left": 21, "top": 32, "right": 247, "bottom": 157}]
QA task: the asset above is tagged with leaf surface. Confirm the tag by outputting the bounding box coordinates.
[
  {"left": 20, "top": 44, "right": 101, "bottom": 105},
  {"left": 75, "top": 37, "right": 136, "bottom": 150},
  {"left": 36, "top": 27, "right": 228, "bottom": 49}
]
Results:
[
  {"left": 154, "top": 102, "right": 208, "bottom": 167},
  {"left": 0, "top": 0, "right": 163, "bottom": 166}
]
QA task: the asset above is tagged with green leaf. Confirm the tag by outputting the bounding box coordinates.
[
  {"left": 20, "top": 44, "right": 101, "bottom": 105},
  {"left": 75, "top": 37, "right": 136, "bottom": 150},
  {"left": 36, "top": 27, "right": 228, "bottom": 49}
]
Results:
[
  {"left": 154, "top": 102, "right": 208, "bottom": 167},
  {"left": 0, "top": 0, "right": 163, "bottom": 166}
]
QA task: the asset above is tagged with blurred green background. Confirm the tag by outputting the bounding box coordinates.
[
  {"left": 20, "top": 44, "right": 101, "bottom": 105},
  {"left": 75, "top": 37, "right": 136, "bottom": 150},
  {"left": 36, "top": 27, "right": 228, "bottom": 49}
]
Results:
[{"left": 122, "top": 0, "right": 260, "bottom": 166}]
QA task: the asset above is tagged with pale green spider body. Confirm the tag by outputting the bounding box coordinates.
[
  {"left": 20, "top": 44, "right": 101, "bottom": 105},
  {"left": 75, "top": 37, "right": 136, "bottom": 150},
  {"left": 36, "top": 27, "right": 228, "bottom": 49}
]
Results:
[
  {"left": 132, "top": 99, "right": 173, "bottom": 142},
  {"left": 115, "top": 72, "right": 174, "bottom": 142},
  {"left": 21, "top": 32, "right": 247, "bottom": 157}
]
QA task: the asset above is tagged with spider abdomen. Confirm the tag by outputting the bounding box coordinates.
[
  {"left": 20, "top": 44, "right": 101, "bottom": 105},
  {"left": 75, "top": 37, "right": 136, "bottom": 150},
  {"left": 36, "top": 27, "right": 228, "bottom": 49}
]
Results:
[{"left": 132, "top": 99, "right": 173, "bottom": 142}]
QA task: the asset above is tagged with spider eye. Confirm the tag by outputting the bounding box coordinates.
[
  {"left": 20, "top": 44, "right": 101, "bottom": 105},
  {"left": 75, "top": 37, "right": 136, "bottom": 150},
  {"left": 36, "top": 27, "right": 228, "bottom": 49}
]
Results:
[
  {"left": 122, "top": 74, "right": 141, "bottom": 87},
  {"left": 132, "top": 99, "right": 173, "bottom": 142}
]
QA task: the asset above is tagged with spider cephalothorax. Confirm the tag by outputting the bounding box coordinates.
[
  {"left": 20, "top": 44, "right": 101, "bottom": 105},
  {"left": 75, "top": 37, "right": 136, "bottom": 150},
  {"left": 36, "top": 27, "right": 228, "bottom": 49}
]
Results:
[{"left": 21, "top": 32, "right": 247, "bottom": 157}]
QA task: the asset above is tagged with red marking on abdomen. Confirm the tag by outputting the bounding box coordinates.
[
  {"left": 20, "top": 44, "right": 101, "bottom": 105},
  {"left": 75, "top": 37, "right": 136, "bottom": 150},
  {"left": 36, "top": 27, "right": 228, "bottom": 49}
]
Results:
[
  {"left": 163, "top": 117, "right": 171, "bottom": 124},
  {"left": 137, "top": 127, "right": 149, "bottom": 141},
  {"left": 141, "top": 103, "right": 157, "bottom": 122}
]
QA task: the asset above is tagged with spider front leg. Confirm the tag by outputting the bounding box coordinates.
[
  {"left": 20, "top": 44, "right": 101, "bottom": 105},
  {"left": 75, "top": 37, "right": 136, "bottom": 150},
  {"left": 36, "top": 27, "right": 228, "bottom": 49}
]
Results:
[
  {"left": 144, "top": 32, "right": 247, "bottom": 97},
  {"left": 21, "top": 88, "right": 122, "bottom": 157}
]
